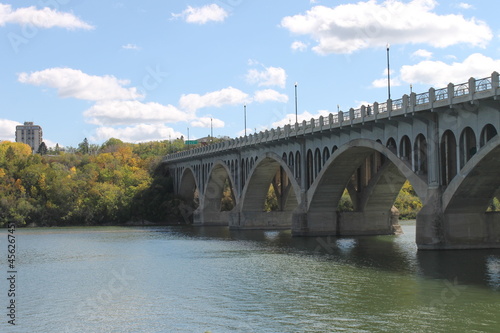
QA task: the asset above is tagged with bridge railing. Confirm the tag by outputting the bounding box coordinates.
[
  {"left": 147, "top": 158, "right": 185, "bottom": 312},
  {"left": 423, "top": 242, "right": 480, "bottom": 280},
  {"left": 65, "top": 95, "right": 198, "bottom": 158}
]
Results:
[{"left": 164, "top": 71, "right": 500, "bottom": 162}]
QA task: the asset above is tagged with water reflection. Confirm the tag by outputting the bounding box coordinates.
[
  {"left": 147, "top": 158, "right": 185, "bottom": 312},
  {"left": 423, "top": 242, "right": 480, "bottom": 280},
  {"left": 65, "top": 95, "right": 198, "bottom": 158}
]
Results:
[{"left": 160, "top": 222, "right": 500, "bottom": 291}]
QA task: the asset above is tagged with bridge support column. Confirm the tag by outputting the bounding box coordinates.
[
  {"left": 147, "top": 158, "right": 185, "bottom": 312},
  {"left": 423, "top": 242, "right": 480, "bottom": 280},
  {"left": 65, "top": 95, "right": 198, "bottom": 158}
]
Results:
[
  {"left": 229, "top": 210, "right": 292, "bottom": 229},
  {"left": 292, "top": 207, "right": 401, "bottom": 236},
  {"left": 193, "top": 209, "right": 232, "bottom": 226},
  {"left": 417, "top": 188, "right": 500, "bottom": 250}
]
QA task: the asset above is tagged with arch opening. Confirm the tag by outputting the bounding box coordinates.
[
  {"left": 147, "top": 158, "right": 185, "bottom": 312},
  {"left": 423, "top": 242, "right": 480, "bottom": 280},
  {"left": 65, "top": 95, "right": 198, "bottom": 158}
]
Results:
[
  {"left": 441, "top": 130, "right": 457, "bottom": 186},
  {"left": 459, "top": 127, "right": 477, "bottom": 169}
]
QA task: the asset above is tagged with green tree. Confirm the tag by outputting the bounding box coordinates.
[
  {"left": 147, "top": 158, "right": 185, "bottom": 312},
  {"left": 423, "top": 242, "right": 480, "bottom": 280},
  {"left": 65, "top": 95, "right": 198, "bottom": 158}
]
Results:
[
  {"left": 77, "top": 138, "right": 90, "bottom": 155},
  {"left": 38, "top": 142, "right": 48, "bottom": 155}
]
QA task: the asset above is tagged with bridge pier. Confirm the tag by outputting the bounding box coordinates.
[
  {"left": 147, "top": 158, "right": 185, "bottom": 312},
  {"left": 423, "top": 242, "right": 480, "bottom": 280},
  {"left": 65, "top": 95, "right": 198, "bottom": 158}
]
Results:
[
  {"left": 229, "top": 211, "right": 292, "bottom": 229},
  {"left": 193, "top": 209, "right": 232, "bottom": 226},
  {"left": 292, "top": 207, "right": 401, "bottom": 236},
  {"left": 416, "top": 188, "right": 500, "bottom": 250},
  {"left": 417, "top": 210, "right": 500, "bottom": 250}
]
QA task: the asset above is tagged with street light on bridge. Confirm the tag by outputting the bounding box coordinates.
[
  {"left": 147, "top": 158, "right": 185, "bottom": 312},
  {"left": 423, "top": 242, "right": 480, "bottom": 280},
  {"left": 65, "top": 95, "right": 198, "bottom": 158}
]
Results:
[
  {"left": 244, "top": 104, "right": 247, "bottom": 137},
  {"left": 294, "top": 82, "right": 298, "bottom": 124},
  {"left": 386, "top": 43, "right": 391, "bottom": 100}
]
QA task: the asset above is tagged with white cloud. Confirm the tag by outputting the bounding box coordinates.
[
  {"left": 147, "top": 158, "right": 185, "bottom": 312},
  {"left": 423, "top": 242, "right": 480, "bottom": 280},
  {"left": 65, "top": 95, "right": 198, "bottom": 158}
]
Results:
[
  {"left": 246, "top": 66, "right": 287, "bottom": 88},
  {"left": 457, "top": 3, "right": 474, "bottom": 10},
  {"left": 122, "top": 43, "right": 141, "bottom": 50},
  {"left": 18, "top": 68, "right": 143, "bottom": 101},
  {"left": 0, "top": 4, "right": 93, "bottom": 29},
  {"left": 0, "top": 119, "right": 21, "bottom": 141},
  {"left": 271, "top": 110, "right": 330, "bottom": 128},
  {"left": 172, "top": 4, "right": 228, "bottom": 24},
  {"left": 179, "top": 87, "right": 249, "bottom": 113},
  {"left": 371, "top": 69, "right": 402, "bottom": 88},
  {"left": 190, "top": 117, "right": 224, "bottom": 128},
  {"left": 400, "top": 53, "right": 500, "bottom": 87},
  {"left": 92, "top": 124, "right": 184, "bottom": 143},
  {"left": 412, "top": 49, "right": 433, "bottom": 59},
  {"left": 253, "top": 89, "right": 289, "bottom": 103},
  {"left": 280, "top": 0, "right": 492, "bottom": 54},
  {"left": 291, "top": 41, "right": 308, "bottom": 52},
  {"left": 84, "top": 100, "right": 188, "bottom": 126}
]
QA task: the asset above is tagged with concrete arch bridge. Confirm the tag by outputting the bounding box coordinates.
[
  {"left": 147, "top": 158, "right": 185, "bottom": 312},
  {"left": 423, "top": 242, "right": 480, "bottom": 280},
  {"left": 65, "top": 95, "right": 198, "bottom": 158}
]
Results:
[{"left": 163, "top": 72, "right": 500, "bottom": 250}]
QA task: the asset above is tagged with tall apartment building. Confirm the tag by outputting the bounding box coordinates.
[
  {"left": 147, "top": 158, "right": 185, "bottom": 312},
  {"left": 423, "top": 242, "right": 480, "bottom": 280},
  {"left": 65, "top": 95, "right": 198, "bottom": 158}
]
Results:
[{"left": 15, "top": 122, "right": 43, "bottom": 151}]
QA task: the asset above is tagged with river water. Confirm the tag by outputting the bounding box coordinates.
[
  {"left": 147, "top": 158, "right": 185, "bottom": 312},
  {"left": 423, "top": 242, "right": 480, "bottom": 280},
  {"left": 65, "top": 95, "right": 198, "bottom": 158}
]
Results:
[{"left": 1, "top": 221, "right": 499, "bottom": 333}]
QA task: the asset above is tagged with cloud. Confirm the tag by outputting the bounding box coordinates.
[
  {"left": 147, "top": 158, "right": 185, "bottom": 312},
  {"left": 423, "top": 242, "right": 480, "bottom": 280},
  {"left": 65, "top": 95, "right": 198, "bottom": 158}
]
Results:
[
  {"left": 0, "top": 119, "right": 21, "bottom": 141},
  {"left": 412, "top": 49, "right": 433, "bottom": 59},
  {"left": 457, "top": 3, "right": 474, "bottom": 10},
  {"left": 246, "top": 66, "right": 287, "bottom": 88},
  {"left": 84, "top": 100, "right": 188, "bottom": 126},
  {"left": 0, "top": 4, "right": 93, "bottom": 29},
  {"left": 280, "top": 0, "right": 492, "bottom": 54},
  {"left": 371, "top": 69, "right": 402, "bottom": 88},
  {"left": 91, "top": 124, "right": 184, "bottom": 143},
  {"left": 253, "top": 89, "right": 289, "bottom": 103},
  {"left": 291, "top": 41, "right": 308, "bottom": 52},
  {"left": 190, "top": 117, "right": 225, "bottom": 128},
  {"left": 399, "top": 53, "right": 500, "bottom": 87},
  {"left": 122, "top": 43, "right": 141, "bottom": 50},
  {"left": 179, "top": 87, "right": 249, "bottom": 113},
  {"left": 271, "top": 110, "right": 331, "bottom": 128},
  {"left": 18, "top": 68, "right": 143, "bottom": 101},
  {"left": 172, "top": 4, "right": 228, "bottom": 24}
]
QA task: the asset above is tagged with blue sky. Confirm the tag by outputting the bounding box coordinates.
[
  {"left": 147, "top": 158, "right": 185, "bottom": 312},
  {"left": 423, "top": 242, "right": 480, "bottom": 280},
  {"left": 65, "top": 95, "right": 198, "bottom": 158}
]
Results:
[{"left": 1, "top": 0, "right": 499, "bottom": 148}]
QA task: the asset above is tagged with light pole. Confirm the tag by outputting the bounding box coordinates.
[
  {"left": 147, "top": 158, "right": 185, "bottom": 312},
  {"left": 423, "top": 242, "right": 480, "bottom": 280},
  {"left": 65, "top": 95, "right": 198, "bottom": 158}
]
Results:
[
  {"left": 210, "top": 118, "right": 213, "bottom": 141},
  {"left": 294, "top": 82, "right": 298, "bottom": 124},
  {"left": 187, "top": 127, "right": 189, "bottom": 142},
  {"left": 244, "top": 104, "right": 247, "bottom": 136},
  {"left": 386, "top": 43, "right": 391, "bottom": 100}
]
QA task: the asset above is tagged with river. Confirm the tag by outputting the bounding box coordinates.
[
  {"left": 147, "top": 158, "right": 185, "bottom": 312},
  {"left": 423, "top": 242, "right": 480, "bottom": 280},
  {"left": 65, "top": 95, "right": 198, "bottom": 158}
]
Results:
[{"left": 1, "top": 221, "right": 499, "bottom": 332}]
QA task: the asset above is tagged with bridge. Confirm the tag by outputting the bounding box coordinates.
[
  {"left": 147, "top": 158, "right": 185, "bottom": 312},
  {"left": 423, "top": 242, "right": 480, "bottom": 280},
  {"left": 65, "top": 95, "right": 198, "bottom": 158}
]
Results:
[{"left": 163, "top": 72, "right": 500, "bottom": 250}]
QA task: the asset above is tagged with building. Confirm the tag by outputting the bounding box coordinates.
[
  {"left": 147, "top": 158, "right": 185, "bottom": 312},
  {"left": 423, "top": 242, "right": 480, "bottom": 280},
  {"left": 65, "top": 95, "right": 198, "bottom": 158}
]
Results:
[{"left": 15, "top": 122, "right": 43, "bottom": 151}]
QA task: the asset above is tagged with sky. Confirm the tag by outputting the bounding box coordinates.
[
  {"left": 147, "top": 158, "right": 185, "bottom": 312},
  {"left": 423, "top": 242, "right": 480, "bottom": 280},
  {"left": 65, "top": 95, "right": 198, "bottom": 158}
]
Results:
[{"left": 1, "top": 0, "right": 499, "bottom": 148}]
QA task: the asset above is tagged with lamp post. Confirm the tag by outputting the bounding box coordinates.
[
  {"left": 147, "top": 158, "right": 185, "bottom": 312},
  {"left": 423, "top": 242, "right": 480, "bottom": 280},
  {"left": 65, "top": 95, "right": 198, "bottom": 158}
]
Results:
[
  {"left": 294, "top": 82, "right": 298, "bottom": 124},
  {"left": 386, "top": 43, "right": 391, "bottom": 100},
  {"left": 244, "top": 104, "right": 247, "bottom": 136},
  {"left": 210, "top": 118, "right": 213, "bottom": 141}
]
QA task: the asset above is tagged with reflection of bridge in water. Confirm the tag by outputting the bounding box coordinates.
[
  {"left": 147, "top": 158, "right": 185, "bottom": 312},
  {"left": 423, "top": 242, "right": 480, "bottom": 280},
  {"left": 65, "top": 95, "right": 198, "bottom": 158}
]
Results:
[{"left": 163, "top": 72, "right": 500, "bottom": 250}]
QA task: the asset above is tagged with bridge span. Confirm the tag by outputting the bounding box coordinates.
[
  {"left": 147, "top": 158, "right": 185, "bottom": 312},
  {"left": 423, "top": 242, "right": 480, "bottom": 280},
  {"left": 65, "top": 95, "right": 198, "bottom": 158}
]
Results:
[{"left": 163, "top": 72, "right": 500, "bottom": 250}]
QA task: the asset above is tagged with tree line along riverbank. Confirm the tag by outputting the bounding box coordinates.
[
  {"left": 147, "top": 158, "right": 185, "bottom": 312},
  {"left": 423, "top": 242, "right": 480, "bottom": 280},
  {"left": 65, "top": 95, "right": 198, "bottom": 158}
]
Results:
[{"left": 4, "top": 138, "right": 495, "bottom": 227}]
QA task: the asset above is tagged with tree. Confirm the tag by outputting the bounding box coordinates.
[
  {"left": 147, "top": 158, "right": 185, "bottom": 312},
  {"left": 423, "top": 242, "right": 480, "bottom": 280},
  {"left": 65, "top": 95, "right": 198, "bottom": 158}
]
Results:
[
  {"left": 38, "top": 142, "right": 48, "bottom": 155},
  {"left": 77, "top": 138, "right": 90, "bottom": 155}
]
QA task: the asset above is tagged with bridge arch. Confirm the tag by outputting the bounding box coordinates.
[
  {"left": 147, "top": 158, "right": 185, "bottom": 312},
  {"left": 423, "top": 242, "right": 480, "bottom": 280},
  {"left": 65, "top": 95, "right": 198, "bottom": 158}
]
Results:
[
  {"left": 443, "top": 135, "right": 500, "bottom": 214},
  {"left": 240, "top": 152, "right": 301, "bottom": 213},
  {"left": 307, "top": 138, "right": 427, "bottom": 212},
  {"left": 201, "top": 160, "right": 238, "bottom": 214},
  {"left": 178, "top": 167, "right": 200, "bottom": 210}
]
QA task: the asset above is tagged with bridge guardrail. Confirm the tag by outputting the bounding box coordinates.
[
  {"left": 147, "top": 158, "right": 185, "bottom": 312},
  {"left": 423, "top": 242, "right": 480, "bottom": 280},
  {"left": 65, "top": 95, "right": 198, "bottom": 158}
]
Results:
[{"left": 164, "top": 71, "right": 500, "bottom": 162}]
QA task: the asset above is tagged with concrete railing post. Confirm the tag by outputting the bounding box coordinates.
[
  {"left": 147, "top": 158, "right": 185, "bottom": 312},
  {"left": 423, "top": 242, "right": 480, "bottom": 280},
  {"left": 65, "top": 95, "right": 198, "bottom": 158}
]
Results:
[
  {"left": 429, "top": 87, "right": 436, "bottom": 110},
  {"left": 447, "top": 83, "right": 454, "bottom": 105},
  {"left": 492, "top": 71, "right": 499, "bottom": 93},
  {"left": 402, "top": 94, "right": 409, "bottom": 114}
]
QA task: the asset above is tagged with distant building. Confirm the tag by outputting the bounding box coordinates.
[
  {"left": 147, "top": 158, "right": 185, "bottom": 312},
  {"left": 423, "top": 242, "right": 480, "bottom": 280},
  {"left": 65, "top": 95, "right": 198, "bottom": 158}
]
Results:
[{"left": 15, "top": 122, "right": 43, "bottom": 151}]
